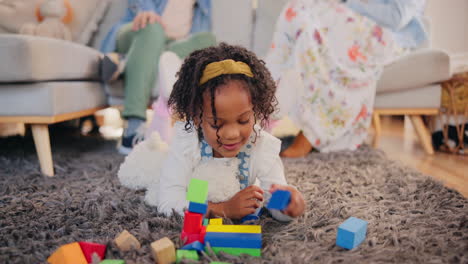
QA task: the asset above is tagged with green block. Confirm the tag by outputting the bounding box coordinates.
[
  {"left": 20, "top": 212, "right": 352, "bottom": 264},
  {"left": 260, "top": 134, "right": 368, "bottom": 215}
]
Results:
[
  {"left": 203, "top": 218, "right": 209, "bottom": 226},
  {"left": 99, "top": 260, "right": 125, "bottom": 264},
  {"left": 176, "top": 249, "right": 199, "bottom": 263},
  {"left": 186, "top": 178, "right": 208, "bottom": 203},
  {"left": 209, "top": 247, "right": 261, "bottom": 257}
]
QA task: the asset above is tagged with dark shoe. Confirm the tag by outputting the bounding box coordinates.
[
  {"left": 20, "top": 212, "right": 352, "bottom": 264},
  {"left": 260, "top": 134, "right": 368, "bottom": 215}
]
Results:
[
  {"left": 118, "top": 126, "right": 145, "bottom": 155},
  {"left": 100, "top": 53, "right": 125, "bottom": 83}
]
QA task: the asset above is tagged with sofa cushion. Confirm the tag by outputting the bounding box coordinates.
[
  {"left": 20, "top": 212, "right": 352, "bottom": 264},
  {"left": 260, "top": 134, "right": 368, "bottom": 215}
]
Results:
[
  {"left": 0, "top": 34, "right": 101, "bottom": 82},
  {"left": 375, "top": 84, "right": 441, "bottom": 109},
  {"left": 0, "top": 81, "right": 106, "bottom": 116},
  {"left": 91, "top": 0, "right": 128, "bottom": 50},
  {"left": 212, "top": 0, "right": 253, "bottom": 49},
  {"left": 252, "top": 0, "right": 288, "bottom": 59},
  {"left": 69, "top": 0, "right": 110, "bottom": 45},
  {"left": 377, "top": 49, "right": 451, "bottom": 94}
]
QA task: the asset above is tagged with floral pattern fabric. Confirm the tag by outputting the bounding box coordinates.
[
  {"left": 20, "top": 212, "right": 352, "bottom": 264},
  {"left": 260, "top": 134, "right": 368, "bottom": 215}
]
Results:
[{"left": 266, "top": 0, "right": 405, "bottom": 152}]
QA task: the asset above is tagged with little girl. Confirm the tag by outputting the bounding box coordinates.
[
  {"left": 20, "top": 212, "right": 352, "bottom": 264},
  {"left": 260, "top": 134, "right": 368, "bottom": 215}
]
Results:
[{"left": 120, "top": 43, "right": 305, "bottom": 221}]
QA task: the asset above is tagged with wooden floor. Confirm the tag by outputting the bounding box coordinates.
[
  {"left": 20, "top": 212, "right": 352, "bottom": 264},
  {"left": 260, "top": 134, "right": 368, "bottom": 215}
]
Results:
[{"left": 376, "top": 117, "right": 468, "bottom": 197}]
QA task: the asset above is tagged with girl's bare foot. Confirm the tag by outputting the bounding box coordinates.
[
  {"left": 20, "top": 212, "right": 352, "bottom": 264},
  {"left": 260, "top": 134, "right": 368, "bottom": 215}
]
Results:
[{"left": 280, "top": 131, "right": 313, "bottom": 158}]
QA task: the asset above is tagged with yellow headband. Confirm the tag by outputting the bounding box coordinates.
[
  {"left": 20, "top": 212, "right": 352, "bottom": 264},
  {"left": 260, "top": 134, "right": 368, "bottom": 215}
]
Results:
[{"left": 199, "top": 59, "right": 253, "bottom": 85}]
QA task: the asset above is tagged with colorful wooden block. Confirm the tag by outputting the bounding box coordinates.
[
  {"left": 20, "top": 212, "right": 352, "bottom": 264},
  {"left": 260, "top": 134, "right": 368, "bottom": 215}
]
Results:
[
  {"left": 209, "top": 218, "right": 223, "bottom": 225},
  {"left": 181, "top": 226, "right": 206, "bottom": 245},
  {"left": 150, "top": 237, "right": 176, "bottom": 264},
  {"left": 336, "top": 217, "right": 368, "bottom": 250},
  {"left": 114, "top": 230, "right": 141, "bottom": 251},
  {"left": 99, "top": 260, "right": 125, "bottom": 264},
  {"left": 206, "top": 224, "right": 261, "bottom": 234},
  {"left": 210, "top": 247, "right": 261, "bottom": 257},
  {"left": 181, "top": 241, "right": 205, "bottom": 252},
  {"left": 186, "top": 178, "right": 209, "bottom": 203},
  {"left": 47, "top": 242, "right": 88, "bottom": 264},
  {"left": 266, "top": 190, "right": 291, "bottom": 210},
  {"left": 204, "top": 232, "right": 262, "bottom": 248},
  {"left": 188, "top": 201, "right": 208, "bottom": 214},
  {"left": 78, "top": 241, "right": 106, "bottom": 263},
  {"left": 241, "top": 207, "right": 262, "bottom": 223},
  {"left": 183, "top": 211, "right": 203, "bottom": 233},
  {"left": 176, "top": 250, "right": 199, "bottom": 263},
  {"left": 203, "top": 218, "right": 209, "bottom": 226}
]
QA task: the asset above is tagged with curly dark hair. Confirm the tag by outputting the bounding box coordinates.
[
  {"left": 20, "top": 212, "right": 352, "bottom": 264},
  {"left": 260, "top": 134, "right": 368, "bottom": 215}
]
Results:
[{"left": 168, "top": 43, "right": 278, "bottom": 141}]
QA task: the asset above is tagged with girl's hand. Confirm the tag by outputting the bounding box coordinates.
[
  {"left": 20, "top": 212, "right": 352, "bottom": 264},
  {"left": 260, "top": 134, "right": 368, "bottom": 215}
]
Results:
[
  {"left": 132, "top": 11, "right": 162, "bottom": 31},
  {"left": 270, "top": 184, "right": 305, "bottom": 217},
  {"left": 209, "top": 186, "right": 264, "bottom": 219}
]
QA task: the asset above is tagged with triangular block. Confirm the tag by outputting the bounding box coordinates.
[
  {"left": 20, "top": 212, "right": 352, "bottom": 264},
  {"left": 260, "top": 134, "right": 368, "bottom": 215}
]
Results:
[
  {"left": 47, "top": 242, "right": 88, "bottom": 264},
  {"left": 78, "top": 241, "right": 106, "bottom": 263}
]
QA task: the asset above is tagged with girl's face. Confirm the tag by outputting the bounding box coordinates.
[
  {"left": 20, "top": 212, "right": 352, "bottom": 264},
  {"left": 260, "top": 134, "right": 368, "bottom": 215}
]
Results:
[{"left": 200, "top": 80, "right": 254, "bottom": 158}]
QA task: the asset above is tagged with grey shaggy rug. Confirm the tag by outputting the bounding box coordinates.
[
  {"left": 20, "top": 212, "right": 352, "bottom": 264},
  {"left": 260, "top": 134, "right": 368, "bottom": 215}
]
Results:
[{"left": 0, "top": 125, "right": 467, "bottom": 264}]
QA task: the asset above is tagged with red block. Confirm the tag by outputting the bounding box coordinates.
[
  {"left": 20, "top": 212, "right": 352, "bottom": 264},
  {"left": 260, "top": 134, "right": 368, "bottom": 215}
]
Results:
[
  {"left": 183, "top": 211, "right": 203, "bottom": 233},
  {"left": 78, "top": 241, "right": 106, "bottom": 263},
  {"left": 181, "top": 226, "right": 206, "bottom": 245}
]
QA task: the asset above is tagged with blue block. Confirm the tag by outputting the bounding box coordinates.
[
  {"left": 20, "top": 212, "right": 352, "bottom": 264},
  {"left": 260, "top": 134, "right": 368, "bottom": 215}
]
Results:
[
  {"left": 241, "top": 207, "right": 262, "bottom": 223},
  {"left": 188, "top": 201, "right": 208, "bottom": 214},
  {"left": 181, "top": 241, "right": 205, "bottom": 252},
  {"left": 204, "top": 232, "right": 262, "bottom": 249},
  {"left": 336, "top": 217, "right": 368, "bottom": 250},
  {"left": 266, "top": 190, "right": 291, "bottom": 210}
]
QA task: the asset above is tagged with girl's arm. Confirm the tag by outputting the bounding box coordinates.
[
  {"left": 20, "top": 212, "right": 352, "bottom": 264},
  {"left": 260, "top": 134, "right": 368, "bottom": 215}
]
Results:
[
  {"left": 254, "top": 131, "right": 305, "bottom": 221},
  {"left": 345, "top": 0, "right": 425, "bottom": 31},
  {"left": 207, "top": 185, "right": 264, "bottom": 219}
]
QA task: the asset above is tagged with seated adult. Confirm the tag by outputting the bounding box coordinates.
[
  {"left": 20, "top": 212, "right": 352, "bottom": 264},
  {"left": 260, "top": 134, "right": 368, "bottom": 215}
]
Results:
[
  {"left": 266, "top": 0, "right": 427, "bottom": 157},
  {"left": 100, "top": 0, "right": 216, "bottom": 154}
]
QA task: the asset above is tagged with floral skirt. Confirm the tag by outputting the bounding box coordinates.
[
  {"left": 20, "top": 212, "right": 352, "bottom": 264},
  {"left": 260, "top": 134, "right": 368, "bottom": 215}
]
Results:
[{"left": 266, "top": 0, "right": 405, "bottom": 152}]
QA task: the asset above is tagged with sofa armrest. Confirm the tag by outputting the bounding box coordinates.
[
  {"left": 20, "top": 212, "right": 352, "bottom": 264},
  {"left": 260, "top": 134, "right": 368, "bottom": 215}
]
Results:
[{"left": 377, "top": 49, "right": 451, "bottom": 94}]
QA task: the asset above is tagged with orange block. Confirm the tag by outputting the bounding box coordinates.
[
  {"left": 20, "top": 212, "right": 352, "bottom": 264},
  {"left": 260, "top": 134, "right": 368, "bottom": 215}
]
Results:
[{"left": 47, "top": 242, "right": 88, "bottom": 264}]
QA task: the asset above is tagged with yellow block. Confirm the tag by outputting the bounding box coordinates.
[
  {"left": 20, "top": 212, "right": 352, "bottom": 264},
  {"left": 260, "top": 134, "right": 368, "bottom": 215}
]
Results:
[
  {"left": 206, "top": 224, "right": 261, "bottom": 234},
  {"left": 209, "top": 218, "right": 223, "bottom": 225},
  {"left": 47, "top": 242, "right": 88, "bottom": 264}
]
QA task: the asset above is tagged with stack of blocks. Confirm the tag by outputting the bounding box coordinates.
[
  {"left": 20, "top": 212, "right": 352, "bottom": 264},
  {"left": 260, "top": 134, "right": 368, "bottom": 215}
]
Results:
[
  {"left": 336, "top": 217, "right": 368, "bottom": 250},
  {"left": 177, "top": 178, "right": 209, "bottom": 262},
  {"left": 204, "top": 221, "right": 262, "bottom": 257}
]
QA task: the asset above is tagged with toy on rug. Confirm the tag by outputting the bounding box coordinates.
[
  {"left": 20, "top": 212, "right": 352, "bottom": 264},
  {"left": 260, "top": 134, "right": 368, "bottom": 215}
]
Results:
[
  {"left": 47, "top": 241, "right": 107, "bottom": 264},
  {"left": 179, "top": 178, "right": 262, "bottom": 258},
  {"left": 99, "top": 260, "right": 125, "bottom": 264},
  {"left": 114, "top": 230, "right": 141, "bottom": 252},
  {"left": 20, "top": 0, "right": 73, "bottom": 40},
  {"left": 118, "top": 132, "right": 168, "bottom": 192},
  {"left": 151, "top": 237, "right": 176, "bottom": 264},
  {"left": 47, "top": 242, "right": 88, "bottom": 264},
  {"left": 266, "top": 190, "right": 291, "bottom": 210},
  {"left": 336, "top": 217, "right": 368, "bottom": 250}
]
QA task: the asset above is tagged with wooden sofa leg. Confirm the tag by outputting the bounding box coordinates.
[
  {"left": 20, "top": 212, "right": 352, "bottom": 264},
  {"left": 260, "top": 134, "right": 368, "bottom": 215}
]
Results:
[
  {"left": 31, "top": 124, "right": 54, "bottom": 176},
  {"left": 409, "top": 115, "right": 435, "bottom": 155},
  {"left": 372, "top": 112, "right": 381, "bottom": 148}
]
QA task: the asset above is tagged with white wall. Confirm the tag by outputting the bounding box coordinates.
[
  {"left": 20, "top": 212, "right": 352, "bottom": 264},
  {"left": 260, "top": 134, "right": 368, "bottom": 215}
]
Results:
[{"left": 425, "top": 0, "right": 468, "bottom": 54}]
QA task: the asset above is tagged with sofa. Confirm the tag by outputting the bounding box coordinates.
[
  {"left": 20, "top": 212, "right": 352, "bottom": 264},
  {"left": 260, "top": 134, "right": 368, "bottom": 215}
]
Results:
[
  {"left": 0, "top": 0, "right": 456, "bottom": 176},
  {"left": 0, "top": 0, "right": 112, "bottom": 177}
]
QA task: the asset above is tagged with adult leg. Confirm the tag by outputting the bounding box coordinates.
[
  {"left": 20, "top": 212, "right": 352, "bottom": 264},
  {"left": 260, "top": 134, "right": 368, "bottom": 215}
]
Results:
[
  {"left": 167, "top": 32, "right": 217, "bottom": 59},
  {"left": 116, "top": 23, "right": 167, "bottom": 121}
]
